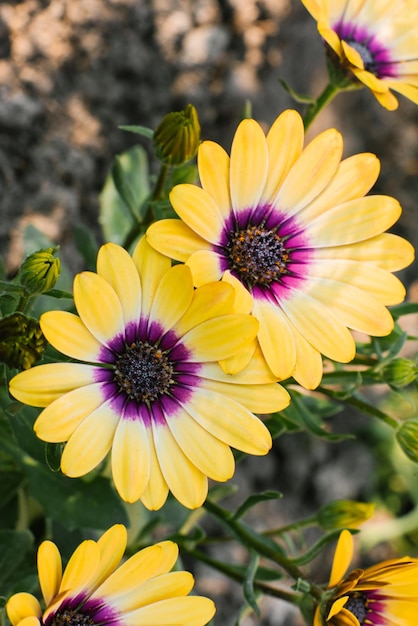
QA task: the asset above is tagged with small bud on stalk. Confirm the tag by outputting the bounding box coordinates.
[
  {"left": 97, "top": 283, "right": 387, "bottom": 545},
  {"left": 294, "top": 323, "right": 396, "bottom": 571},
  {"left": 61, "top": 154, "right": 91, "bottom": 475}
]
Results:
[
  {"left": 153, "top": 104, "right": 201, "bottom": 166},
  {"left": 317, "top": 499, "right": 375, "bottom": 530},
  {"left": 19, "top": 247, "right": 61, "bottom": 295},
  {"left": 381, "top": 357, "right": 418, "bottom": 388}
]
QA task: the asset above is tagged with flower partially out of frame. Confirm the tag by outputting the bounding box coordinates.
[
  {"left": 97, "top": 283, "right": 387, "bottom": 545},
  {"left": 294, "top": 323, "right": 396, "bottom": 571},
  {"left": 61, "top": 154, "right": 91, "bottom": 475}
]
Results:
[
  {"left": 147, "top": 110, "right": 414, "bottom": 389},
  {"left": 9, "top": 239, "right": 289, "bottom": 510},
  {"left": 300, "top": 0, "right": 418, "bottom": 110},
  {"left": 6, "top": 524, "right": 215, "bottom": 626},
  {"left": 314, "top": 529, "right": 418, "bottom": 625}
]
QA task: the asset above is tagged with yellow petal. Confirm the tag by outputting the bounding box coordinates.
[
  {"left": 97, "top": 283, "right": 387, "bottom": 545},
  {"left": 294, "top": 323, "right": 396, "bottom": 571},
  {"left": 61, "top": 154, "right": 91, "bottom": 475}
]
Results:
[
  {"left": 202, "top": 378, "right": 290, "bottom": 413},
  {"left": 307, "top": 196, "right": 402, "bottom": 246},
  {"left": 299, "top": 0, "right": 325, "bottom": 22},
  {"left": 222, "top": 270, "right": 254, "bottom": 314},
  {"left": 181, "top": 387, "right": 272, "bottom": 455},
  {"left": 127, "top": 596, "right": 216, "bottom": 626},
  {"left": 230, "top": 118, "right": 268, "bottom": 213},
  {"left": 186, "top": 250, "right": 223, "bottom": 287},
  {"left": 341, "top": 40, "right": 364, "bottom": 69},
  {"left": 146, "top": 219, "right": 209, "bottom": 262},
  {"left": 59, "top": 540, "right": 100, "bottom": 594},
  {"left": 200, "top": 344, "right": 279, "bottom": 384},
  {"left": 219, "top": 339, "right": 257, "bottom": 375},
  {"left": 252, "top": 299, "right": 296, "bottom": 380},
  {"left": 140, "top": 427, "right": 169, "bottom": 511},
  {"left": 74, "top": 272, "right": 125, "bottom": 346},
  {"left": 150, "top": 264, "right": 194, "bottom": 331},
  {"left": 60, "top": 403, "right": 119, "bottom": 477},
  {"left": 317, "top": 22, "right": 344, "bottom": 57},
  {"left": 153, "top": 422, "right": 208, "bottom": 509},
  {"left": 6, "top": 594, "right": 42, "bottom": 626},
  {"left": 34, "top": 384, "right": 105, "bottom": 443},
  {"left": 97, "top": 243, "right": 142, "bottom": 326},
  {"left": 329, "top": 530, "right": 354, "bottom": 588},
  {"left": 263, "top": 109, "right": 304, "bottom": 203},
  {"left": 112, "top": 418, "right": 151, "bottom": 503},
  {"left": 291, "top": 325, "right": 323, "bottom": 390},
  {"left": 175, "top": 281, "right": 235, "bottom": 336},
  {"left": 310, "top": 259, "right": 406, "bottom": 305},
  {"left": 40, "top": 311, "right": 102, "bottom": 362},
  {"left": 95, "top": 524, "right": 127, "bottom": 588},
  {"left": 182, "top": 314, "right": 258, "bottom": 362},
  {"left": 132, "top": 237, "right": 171, "bottom": 318},
  {"left": 167, "top": 411, "right": 235, "bottom": 482},
  {"left": 170, "top": 184, "right": 225, "bottom": 244},
  {"left": 198, "top": 140, "right": 231, "bottom": 218},
  {"left": 275, "top": 129, "right": 343, "bottom": 215},
  {"left": 281, "top": 290, "right": 356, "bottom": 362},
  {"left": 95, "top": 541, "right": 178, "bottom": 598},
  {"left": 9, "top": 364, "right": 96, "bottom": 408},
  {"left": 37, "top": 541, "right": 62, "bottom": 606},
  {"left": 15, "top": 617, "right": 41, "bottom": 626},
  {"left": 328, "top": 596, "right": 350, "bottom": 620},
  {"left": 307, "top": 277, "right": 395, "bottom": 336},
  {"left": 316, "top": 233, "right": 415, "bottom": 272},
  {"left": 104, "top": 571, "right": 194, "bottom": 613},
  {"left": 299, "top": 153, "right": 381, "bottom": 223}
]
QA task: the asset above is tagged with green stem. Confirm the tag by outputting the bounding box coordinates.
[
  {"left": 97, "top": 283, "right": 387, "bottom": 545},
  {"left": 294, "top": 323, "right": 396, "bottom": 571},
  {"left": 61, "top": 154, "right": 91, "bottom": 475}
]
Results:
[
  {"left": 317, "top": 386, "right": 399, "bottom": 429},
  {"left": 203, "top": 499, "right": 306, "bottom": 582},
  {"left": 121, "top": 163, "right": 170, "bottom": 250},
  {"left": 264, "top": 515, "right": 317, "bottom": 537},
  {"left": 303, "top": 83, "right": 340, "bottom": 130},
  {"left": 15, "top": 293, "right": 35, "bottom": 314},
  {"left": 181, "top": 544, "right": 303, "bottom": 606},
  {"left": 152, "top": 163, "right": 169, "bottom": 202}
]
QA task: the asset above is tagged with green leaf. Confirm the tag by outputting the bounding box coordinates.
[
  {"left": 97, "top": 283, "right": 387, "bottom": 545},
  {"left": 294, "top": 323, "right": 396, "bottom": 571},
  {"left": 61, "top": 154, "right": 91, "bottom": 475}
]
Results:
[
  {"left": 232, "top": 491, "right": 283, "bottom": 521},
  {"left": 0, "top": 471, "right": 24, "bottom": 512},
  {"left": 283, "top": 391, "right": 348, "bottom": 441},
  {"left": 118, "top": 124, "right": 154, "bottom": 139},
  {"left": 278, "top": 78, "right": 316, "bottom": 104},
  {"left": 0, "top": 529, "right": 33, "bottom": 591},
  {"left": 43, "top": 289, "right": 74, "bottom": 300},
  {"left": 99, "top": 145, "right": 150, "bottom": 244},
  {"left": 243, "top": 551, "right": 261, "bottom": 617},
  {"left": 7, "top": 409, "right": 128, "bottom": 529},
  {"left": 25, "top": 462, "right": 128, "bottom": 530},
  {"left": 112, "top": 156, "right": 141, "bottom": 215},
  {"left": 293, "top": 529, "right": 356, "bottom": 566},
  {"left": 72, "top": 223, "right": 99, "bottom": 271}
]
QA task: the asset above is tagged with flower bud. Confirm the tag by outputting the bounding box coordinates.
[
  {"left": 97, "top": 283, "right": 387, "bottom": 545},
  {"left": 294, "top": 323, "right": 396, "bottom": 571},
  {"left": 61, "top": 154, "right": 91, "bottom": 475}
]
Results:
[
  {"left": 153, "top": 104, "right": 201, "bottom": 166},
  {"left": 0, "top": 313, "right": 47, "bottom": 370},
  {"left": 381, "top": 357, "right": 418, "bottom": 388},
  {"left": 317, "top": 499, "right": 375, "bottom": 530},
  {"left": 19, "top": 247, "right": 61, "bottom": 295},
  {"left": 396, "top": 420, "right": 418, "bottom": 463}
]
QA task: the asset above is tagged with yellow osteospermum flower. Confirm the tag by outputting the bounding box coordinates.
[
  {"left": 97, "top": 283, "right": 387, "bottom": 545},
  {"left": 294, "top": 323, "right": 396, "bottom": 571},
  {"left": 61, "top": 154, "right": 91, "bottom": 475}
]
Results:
[
  {"left": 300, "top": 0, "right": 418, "bottom": 110},
  {"left": 6, "top": 525, "right": 215, "bottom": 626},
  {"left": 314, "top": 529, "right": 418, "bottom": 626},
  {"left": 147, "top": 109, "right": 414, "bottom": 389},
  {"left": 9, "top": 238, "right": 290, "bottom": 510}
]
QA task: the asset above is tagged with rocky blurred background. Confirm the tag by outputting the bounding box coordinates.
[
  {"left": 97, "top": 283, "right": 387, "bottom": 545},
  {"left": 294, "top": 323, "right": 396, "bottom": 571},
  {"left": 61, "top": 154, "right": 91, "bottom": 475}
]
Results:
[{"left": 0, "top": 1, "right": 417, "bottom": 625}]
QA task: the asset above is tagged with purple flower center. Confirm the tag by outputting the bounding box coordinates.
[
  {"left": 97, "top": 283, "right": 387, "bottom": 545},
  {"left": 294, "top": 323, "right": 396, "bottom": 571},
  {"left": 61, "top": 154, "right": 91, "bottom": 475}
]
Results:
[
  {"left": 49, "top": 609, "right": 95, "bottom": 626},
  {"left": 114, "top": 341, "right": 174, "bottom": 403},
  {"left": 226, "top": 224, "right": 290, "bottom": 288},
  {"left": 334, "top": 21, "right": 397, "bottom": 78},
  {"left": 345, "top": 593, "right": 367, "bottom": 624}
]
